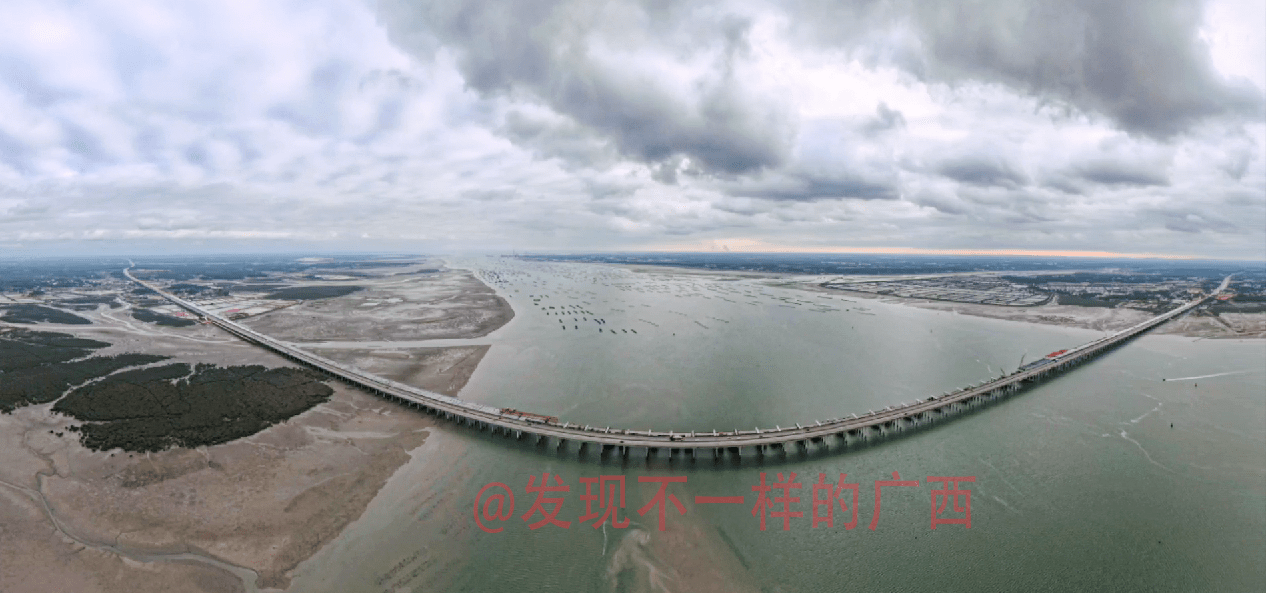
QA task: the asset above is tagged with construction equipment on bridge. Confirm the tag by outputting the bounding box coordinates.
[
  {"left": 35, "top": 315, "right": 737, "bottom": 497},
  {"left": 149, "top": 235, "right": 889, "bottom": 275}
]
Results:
[
  {"left": 1019, "top": 358, "right": 1054, "bottom": 372},
  {"left": 500, "top": 408, "right": 559, "bottom": 424}
]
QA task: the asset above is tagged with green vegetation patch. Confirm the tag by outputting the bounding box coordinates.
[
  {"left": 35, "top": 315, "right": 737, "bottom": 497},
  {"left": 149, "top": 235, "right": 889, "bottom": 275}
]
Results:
[
  {"left": 1, "top": 354, "right": 169, "bottom": 412},
  {"left": 131, "top": 307, "right": 198, "bottom": 327},
  {"left": 57, "top": 296, "right": 121, "bottom": 310},
  {"left": 0, "top": 329, "right": 168, "bottom": 413},
  {"left": 56, "top": 363, "right": 333, "bottom": 452},
  {"left": 1, "top": 304, "right": 93, "bottom": 325},
  {"left": 263, "top": 285, "right": 363, "bottom": 300},
  {"left": 0, "top": 329, "right": 109, "bottom": 371},
  {"left": 229, "top": 283, "right": 286, "bottom": 293},
  {"left": 1056, "top": 294, "right": 1117, "bottom": 308}
]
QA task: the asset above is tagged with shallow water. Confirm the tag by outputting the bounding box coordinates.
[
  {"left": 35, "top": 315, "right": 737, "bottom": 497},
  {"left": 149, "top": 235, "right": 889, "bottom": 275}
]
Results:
[{"left": 286, "top": 260, "right": 1266, "bottom": 593}]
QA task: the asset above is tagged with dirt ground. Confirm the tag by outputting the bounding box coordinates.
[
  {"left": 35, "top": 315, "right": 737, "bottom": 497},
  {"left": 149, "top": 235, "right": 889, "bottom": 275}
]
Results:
[
  {"left": 0, "top": 382, "right": 434, "bottom": 592},
  {"left": 0, "top": 262, "right": 513, "bottom": 593},
  {"left": 242, "top": 266, "right": 512, "bottom": 342},
  {"left": 314, "top": 345, "right": 490, "bottom": 396}
]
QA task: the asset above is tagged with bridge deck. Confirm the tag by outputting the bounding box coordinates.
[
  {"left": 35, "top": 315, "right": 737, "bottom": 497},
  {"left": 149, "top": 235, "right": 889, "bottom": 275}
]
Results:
[{"left": 125, "top": 268, "right": 1226, "bottom": 451}]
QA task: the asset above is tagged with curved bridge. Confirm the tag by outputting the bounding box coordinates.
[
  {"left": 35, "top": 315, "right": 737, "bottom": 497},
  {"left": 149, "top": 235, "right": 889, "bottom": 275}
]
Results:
[{"left": 126, "top": 268, "right": 1228, "bottom": 458}]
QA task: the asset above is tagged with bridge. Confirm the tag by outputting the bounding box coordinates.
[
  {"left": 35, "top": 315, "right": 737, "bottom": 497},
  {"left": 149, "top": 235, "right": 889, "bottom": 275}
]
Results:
[{"left": 125, "top": 268, "right": 1229, "bottom": 459}]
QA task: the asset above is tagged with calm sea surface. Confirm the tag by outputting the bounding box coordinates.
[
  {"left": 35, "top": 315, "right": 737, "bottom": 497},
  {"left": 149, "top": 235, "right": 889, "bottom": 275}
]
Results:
[{"left": 287, "top": 260, "right": 1265, "bottom": 593}]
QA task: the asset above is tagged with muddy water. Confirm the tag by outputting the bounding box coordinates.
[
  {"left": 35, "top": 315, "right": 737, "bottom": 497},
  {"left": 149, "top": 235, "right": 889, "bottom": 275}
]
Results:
[{"left": 285, "top": 260, "right": 1265, "bottom": 593}]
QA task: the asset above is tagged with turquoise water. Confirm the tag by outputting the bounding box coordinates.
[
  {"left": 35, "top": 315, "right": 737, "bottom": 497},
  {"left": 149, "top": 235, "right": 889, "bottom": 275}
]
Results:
[{"left": 287, "top": 261, "right": 1266, "bottom": 592}]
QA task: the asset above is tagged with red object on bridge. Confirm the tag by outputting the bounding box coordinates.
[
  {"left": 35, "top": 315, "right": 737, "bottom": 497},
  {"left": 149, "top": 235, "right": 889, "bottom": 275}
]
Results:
[{"left": 1045, "top": 349, "right": 1068, "bottom": 358}]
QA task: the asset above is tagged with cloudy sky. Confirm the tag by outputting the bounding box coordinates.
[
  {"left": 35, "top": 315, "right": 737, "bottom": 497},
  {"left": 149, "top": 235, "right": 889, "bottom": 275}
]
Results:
[{"left": 0, "top": 0, "right": 1263, "bottom": 259}]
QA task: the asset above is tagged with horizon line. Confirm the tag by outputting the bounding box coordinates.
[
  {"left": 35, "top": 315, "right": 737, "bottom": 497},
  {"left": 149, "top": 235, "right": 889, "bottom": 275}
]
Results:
[
  {"left": 2, "top": 247, "right": 1264, "bottom": 263},
  {"left": 621, "top": 245, "right": 1265, "bottom": 261}
]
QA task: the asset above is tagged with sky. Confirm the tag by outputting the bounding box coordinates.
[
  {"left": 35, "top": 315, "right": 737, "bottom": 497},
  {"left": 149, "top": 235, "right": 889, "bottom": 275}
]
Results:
[{"left": 0, "top": 0, "right": 1263, "bottom": 260}]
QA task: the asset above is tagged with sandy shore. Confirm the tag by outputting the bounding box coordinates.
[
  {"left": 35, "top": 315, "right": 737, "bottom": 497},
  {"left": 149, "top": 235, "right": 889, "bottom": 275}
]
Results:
[
  {"left": 0, "top": 263, "right": 513, "bottom": 593},
  {"left": 242, "top": 266, "right": 513, "bottom": 342},
  {"left": 614, "top": 263, "right": 1264, "bottom": 340},
  {"left": 802, "top": 284, "right": 1266, "bottom": 339},
  {"left": 0, "top": 383, "right": 433, "bottom": 592}
]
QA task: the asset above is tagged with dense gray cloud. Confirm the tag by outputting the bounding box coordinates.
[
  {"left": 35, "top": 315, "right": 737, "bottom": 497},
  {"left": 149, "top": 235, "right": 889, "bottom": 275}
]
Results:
[
  {"left": 792, "top": 0, "right": 1263, "bottom": 138},
  {"left": 377, "top": 0, "right": 794, "bottom": 175},
  {"left": 862, "top": 102, "right": 907, "bottom": 136},
  {"left": 936, "top": 155, "right": 1030, "bottom": 189},
  {"left": 0, "top": 0, "right": 1262, "bottom": 259},
  {"left": 1073, "top": 160, "right": 1170, "bottom": 187},
  {"left": 723, "top": 169, "right": 899, "bottom": 201}
]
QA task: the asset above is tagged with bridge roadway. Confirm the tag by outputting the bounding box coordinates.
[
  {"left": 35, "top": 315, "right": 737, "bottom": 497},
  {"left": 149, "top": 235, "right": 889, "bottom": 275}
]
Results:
[{"left": 126, "top": 268, "right": 1229, "bottom": 456}]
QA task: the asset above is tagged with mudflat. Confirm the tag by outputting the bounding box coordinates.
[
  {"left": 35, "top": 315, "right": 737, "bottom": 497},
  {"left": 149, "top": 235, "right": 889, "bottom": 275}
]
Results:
[
  {"left": 243, "top": 266, "right": 512, "bottom": 342},
  {"left": 0, "top": 261, "right": 513, "bottom": 592},
  {"left": 808, "top": 284, "right": 1266, "bottom": 339}
]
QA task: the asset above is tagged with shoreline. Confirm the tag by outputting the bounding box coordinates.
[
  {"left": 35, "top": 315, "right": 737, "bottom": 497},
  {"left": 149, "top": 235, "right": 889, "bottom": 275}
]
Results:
[
  {"left": 798, "top": 282, "right": 1266, "bottom": 340},
  {"left": 605, "top": 260, "right": 1264, "bottom": 339},
  {"left": 0, "top": 262, "right": 517, "bottom": 593}
]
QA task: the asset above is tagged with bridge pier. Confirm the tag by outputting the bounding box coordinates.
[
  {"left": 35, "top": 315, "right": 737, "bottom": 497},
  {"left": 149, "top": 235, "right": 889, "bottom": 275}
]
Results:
[{"left": 132, "top": 269, "right": 1226, "bottom": 468}]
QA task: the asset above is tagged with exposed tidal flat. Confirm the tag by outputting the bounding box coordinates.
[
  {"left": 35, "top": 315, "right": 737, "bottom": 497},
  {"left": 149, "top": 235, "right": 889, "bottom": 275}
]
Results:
[
  {"left": 282, "top": 259, "right": 1263, "bottom": 593},
  {"left": 0, "top": 261, "right": 507, "bottom": 592},
  {"left": 1, "top": 258, "right": 1262, "bottom": 592}
]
